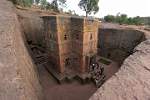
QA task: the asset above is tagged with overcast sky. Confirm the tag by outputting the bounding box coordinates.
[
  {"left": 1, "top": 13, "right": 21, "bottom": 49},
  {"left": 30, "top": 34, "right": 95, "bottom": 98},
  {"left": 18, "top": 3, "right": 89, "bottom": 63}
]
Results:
[{"left": 47, "top": 0, "right": 150, "bottom": 18}]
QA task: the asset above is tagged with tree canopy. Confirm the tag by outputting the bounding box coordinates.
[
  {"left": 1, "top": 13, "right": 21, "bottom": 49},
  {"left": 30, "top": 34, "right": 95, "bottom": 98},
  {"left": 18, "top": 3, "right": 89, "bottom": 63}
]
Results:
[
  {"left": 11, "top": 0, "right": 33, "bottom": 7},
  {"left": 35, "top": 0, "right": 40, "bottom": 4},
  {"left": 45, "top": 0, "right": 66, "bottom": 11},
  {"left": 78, "top": 0, "right": 99, "bottom": 17},
  {"left": 104, "top": 15, "right": 115, "bottom": 22},
  {"left": 104, "top": 14, "right": 143, "bottom": 25}
]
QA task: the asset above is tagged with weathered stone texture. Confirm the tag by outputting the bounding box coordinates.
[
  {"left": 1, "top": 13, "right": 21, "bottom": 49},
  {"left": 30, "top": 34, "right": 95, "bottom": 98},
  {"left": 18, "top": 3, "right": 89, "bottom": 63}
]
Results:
[
  {"left": 0, "top": 0, "right": 42, "bottom": 100},
  {"left": 98, "top": 28, "right": 145, "bottom": 63},
  {"left": 43, "top": 16, "right": 99, "bottom": 73},
  {"left": 90, "top": 39, "right": 150, "bottom": 100},
  {"left": 17, "top": 9, "right": 44, "bottom": 45}
]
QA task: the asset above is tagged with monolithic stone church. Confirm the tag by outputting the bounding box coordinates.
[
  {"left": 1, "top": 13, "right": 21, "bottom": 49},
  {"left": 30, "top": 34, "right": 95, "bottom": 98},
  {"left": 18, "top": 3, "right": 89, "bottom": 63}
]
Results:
[{"left": 42, "top": 15, "right": 99, "bottom": 80}]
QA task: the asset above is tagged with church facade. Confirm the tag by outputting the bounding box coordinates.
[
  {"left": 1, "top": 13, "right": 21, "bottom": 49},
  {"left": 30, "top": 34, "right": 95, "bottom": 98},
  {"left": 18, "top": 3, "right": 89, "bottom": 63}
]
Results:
[{"left": 43, "top": 15, "right": 99, "bottom": 79}]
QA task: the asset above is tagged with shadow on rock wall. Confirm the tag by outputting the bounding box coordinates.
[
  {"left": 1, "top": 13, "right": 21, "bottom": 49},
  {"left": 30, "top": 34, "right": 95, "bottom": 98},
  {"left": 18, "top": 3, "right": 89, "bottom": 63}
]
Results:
[
  {"left": 17, "top": 9, "right": 45, "bottom": 46},
  {"left": 98, "top": 28, "right": 145, "bottom": 65},
  {"left": 0, "top": 0, "right": 43, "bottom": 100}
]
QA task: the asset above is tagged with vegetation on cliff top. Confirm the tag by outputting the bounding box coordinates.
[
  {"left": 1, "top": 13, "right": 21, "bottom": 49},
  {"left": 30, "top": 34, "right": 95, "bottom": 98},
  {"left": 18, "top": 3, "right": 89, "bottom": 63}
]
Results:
[
  {"left": 10, "top": 0, "right": 100, "bottom": 17},
  {"left": 78, "top": 0, "right": 99, "bottom": 17},
  {"left": 104, "top": 14, "right": 150, "bottom": 26}
]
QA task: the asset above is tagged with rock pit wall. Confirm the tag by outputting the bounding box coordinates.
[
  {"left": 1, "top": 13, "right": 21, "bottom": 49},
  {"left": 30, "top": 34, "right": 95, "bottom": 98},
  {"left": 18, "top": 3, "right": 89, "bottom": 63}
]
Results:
[
  {"left": 90, "top": 39, "right": 150, "bottom": 100},
  {"left": 98, "top": 28, "right": 145, "bottom": 64},
  {"left": 17, "top": 9, "right": 44, "bottom": 45},
  {"left": 0, "top": 0, "right": 43, "bottom": 100},
  {"left": 1, "top": 1, "right": 150, "bottom": 99},
  {"left": 90, "top": 23, "right": 150, "bottom": 100}
]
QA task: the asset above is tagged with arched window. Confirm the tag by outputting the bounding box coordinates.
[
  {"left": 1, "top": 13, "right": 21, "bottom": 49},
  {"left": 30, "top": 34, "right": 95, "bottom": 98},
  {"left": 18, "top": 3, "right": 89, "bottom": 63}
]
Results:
[
  {"left": 50, "top": 33, "right": 55, "bottom": 40},
  {"left": 65, "top": 58, "right": 70, "bottom": 66},
  {"left": 90, "top": 34, "right": 93, "bottom": 40},
  {"left": 76, "top": 34, "right": 79, "bottom": 39},
  {"left": 64, "top": 34, "right": 67, "bottom": 40},
  {"left": 49, "top": 34, "right": 52, "bottom": 39}
]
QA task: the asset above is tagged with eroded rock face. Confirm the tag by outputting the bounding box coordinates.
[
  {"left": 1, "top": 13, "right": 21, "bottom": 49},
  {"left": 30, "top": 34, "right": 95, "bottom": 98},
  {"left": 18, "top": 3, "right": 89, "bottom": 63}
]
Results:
[
  {"left": 90, "top": 40, "right": 150, "bottom": 100},
  {"left": 98, "top": 28, "right": 145, "bottom": 64},
  {"left": 17, "top": 9, "right": 44, "bottom": 45},
  {"left": 0, "top": 0, "right": 42, "bottom": 100}
]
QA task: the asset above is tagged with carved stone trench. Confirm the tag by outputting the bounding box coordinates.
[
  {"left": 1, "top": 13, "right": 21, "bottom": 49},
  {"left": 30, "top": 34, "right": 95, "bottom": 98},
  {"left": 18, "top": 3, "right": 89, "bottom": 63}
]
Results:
[
  {"left": 1, "top": 0, "right": 150, "bottom": 100},
  {"left": 22, "top": 20, "right": 146, "bottom": 100},
  {"left": 17, "top": 8, "right": 148, "bottom": 100}
]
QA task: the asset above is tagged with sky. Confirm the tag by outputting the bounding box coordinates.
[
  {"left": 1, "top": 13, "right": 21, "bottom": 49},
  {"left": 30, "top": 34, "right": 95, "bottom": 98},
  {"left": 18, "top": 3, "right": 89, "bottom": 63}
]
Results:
[{"left": 47, "top": 0, "right": 150, "bottom": 18}]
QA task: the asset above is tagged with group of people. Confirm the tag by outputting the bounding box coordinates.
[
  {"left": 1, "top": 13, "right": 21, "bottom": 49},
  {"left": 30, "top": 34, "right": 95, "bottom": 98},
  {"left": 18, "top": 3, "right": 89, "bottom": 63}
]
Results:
[{"left": 89, "top": 62, "right": 105, "bottom": 87}]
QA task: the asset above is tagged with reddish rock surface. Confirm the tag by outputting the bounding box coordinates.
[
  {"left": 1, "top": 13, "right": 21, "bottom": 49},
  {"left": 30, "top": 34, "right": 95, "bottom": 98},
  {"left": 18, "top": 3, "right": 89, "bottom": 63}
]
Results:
[
  {"left": 90, "top": 40, "right": 150, "bottom": 100},
  {"left": 0, "top": 0, "right": 42, "bottom": 100},
  {"left": 1, "top": 0, "right": 150, "bottom": 100}
]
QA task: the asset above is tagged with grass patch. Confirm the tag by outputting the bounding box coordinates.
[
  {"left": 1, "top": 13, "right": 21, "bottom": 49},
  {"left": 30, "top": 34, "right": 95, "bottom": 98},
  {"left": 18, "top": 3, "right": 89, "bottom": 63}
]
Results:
[{"left": 99, "top": 58, "right": 111, "bottom": 65}]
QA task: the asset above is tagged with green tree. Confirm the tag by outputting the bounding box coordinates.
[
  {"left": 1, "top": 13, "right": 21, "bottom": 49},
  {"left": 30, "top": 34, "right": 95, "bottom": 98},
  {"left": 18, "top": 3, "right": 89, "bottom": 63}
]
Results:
[
  {"left": 46, "top": 0, "right": 66, "bottom": 12},
  {"left": 115, "top": 14, "right": 128, "bottom": 24},
  {"left": 104, "top": 15, "right": 115, "bottom": 22},
  {"left": 115, "top": 16, "right": 121, "bottom": 24},
  {"left": 46, "top": 0, "right": 59, "bottom": 12},
  {"left": 35, "top": 0, "right": 40, "bottom": 4},
  {"left": 11, "top": 0, "right": 34, "bottom": 7},
  {"left": 78, "top": 0, "right": 99, "bottom": 17},
  {"left": 57, "top": 0, "right": 66, "bottom": 6},
  {"left": 147, "top": 18, "right": 150, "bottom": 26},
  {"left": 132, "top": 16, "right": 142, "bottom": 25},
  {"left": 40, "top": 0, "right": 47, "bottom": 9},
  {"left": 127, "top": 17, "right": 133, "bottom": 25},
  {"left": 103, "top": 13, "right": 143, "bottom": 25},
  {"left": 120, "top": 14, "right": 128, "bottom": 24},
  {"left": 45, "top": 2, "right": 51, "bottom": 10}
]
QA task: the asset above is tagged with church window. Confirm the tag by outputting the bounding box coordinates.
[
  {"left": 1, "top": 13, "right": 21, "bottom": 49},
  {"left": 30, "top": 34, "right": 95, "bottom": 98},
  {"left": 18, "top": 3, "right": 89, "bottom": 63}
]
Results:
[
  {"left": 64, "top": 34, "right": 67, "bottom": 40},
  {"left": 90, "top": 34, "right": 93, "bottom": 40}
]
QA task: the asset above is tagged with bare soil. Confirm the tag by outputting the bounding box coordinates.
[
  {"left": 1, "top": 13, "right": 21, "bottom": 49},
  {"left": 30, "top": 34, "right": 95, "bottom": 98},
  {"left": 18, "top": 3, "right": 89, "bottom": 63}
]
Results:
[{"left": 38, "top": 61, "right": 119, "bottom": 100}]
